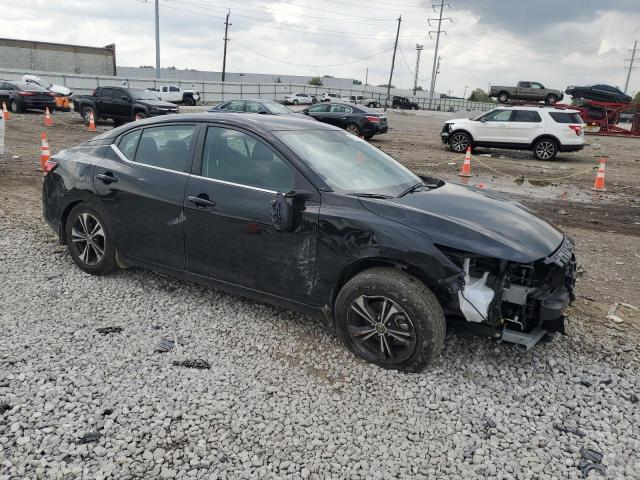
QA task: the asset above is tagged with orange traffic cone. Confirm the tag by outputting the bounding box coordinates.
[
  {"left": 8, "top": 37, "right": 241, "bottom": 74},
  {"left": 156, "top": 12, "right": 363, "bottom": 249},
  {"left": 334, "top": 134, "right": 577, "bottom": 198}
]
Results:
[
  {"left": 2, "top": 101, "right": 9, "bottom": 121},
  {"left": 44, "top": 107, "right": 53, "bottom": 127},
  {"left": 87, "top": 111, "right": 97, "bottom": 132},
  {"left": 459, "top": 147, "right": 472, "bottom": 177},
  {"left": 40, "top": 132, "right": 51, "bottom": 171},
  {"left": 592, "top": 156, "right": 607, "bottom": 192}
]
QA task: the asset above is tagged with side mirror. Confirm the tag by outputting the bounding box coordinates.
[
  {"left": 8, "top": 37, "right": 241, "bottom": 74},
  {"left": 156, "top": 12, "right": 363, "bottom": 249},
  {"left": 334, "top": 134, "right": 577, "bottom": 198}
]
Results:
[
  {"left": 302, "top": 109, "right": 309, "bottom": 115},
  {"left": 258, "top": 109, "right": 268, "bottom": 114},
  {"left": 270, "top": 190, "right": 314, "bottom": 232}
]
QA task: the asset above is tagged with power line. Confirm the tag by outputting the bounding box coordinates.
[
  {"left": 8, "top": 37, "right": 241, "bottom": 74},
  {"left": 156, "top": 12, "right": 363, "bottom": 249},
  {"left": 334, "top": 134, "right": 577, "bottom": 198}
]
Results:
[
  {"left": 427, "top": 0, "right": 451, "bottom": 109},
  {"left": 230, "top": 38, "right": 393, "bottom": 68}
]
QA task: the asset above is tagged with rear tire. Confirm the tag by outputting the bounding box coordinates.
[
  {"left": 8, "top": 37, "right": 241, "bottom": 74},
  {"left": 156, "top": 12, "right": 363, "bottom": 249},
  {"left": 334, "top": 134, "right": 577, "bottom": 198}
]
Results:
[
  {"left": 65, "top": 204, "right": 117, "bottom": 275},
  {"left": 498, "top": 92, "right": 509, "bottom": 103},
  {"left": 293, "top": 99, "right": 299, "bottom": 105},
  {"left": 345, "top": 123, "right": 361, "bottom": 136},
  {"left": 183, "top": 96, "right": 196, "bottom": 106},
  {"left": 82, "top": 106, "right": 95, "bottom": 125},
  {"left": 533, "top": 138, "right": 558, "bottom": 161},
  {"left": 448, "top": 131, "right": 472, "bottom": 153},
  {"left": 9, "top": 99, "right": 22, "bottom": 113},
  {"left": 335, "top": 267, "right": 445, "bottom": 372}
]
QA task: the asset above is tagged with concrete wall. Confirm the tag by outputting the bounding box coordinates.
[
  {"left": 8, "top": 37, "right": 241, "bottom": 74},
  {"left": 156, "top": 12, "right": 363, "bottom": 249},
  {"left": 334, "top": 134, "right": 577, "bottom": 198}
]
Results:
[{"left": 0, "top": 38, "right": 116, "bottom": 76}]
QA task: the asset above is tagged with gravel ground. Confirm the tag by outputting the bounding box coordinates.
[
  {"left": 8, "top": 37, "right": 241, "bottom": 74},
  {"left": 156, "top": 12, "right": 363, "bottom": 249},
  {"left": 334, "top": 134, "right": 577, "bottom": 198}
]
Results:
[{"left": 1, "top": 110, "right": 639, "bottom": 479}]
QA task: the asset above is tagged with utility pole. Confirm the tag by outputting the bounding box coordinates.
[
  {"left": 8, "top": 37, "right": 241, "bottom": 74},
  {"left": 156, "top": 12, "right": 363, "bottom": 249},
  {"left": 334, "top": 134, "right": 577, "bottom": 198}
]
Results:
[
  {"left": 624, "top": 40, "right": 637, "bottom": 94},
  {"left": 413, "top": 44, "right": 423, "bottom": 95},
  {"left": 364, "top": 67, "right": 368, "bottom": 94},
  {"left": 154, "top": 0, "right": 160, "bottom": 78},
  {"left": 427, "top": 0, "right": 451, "bottom": 110},
  {"left": 222, "top": 11, "right": 231, "bottom": 82},
  {"left": 463, "top": 85, "right": 468, "bottom": 99},
  {"left": 384, "top": 16, "right": 401, "bottom": 111}
]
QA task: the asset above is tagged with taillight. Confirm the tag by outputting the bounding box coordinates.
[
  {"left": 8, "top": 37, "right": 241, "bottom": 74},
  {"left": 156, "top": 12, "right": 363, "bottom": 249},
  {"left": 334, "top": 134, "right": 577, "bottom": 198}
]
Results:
[
  {"left": 568, "top": 124, "right": 582, "bottom": 136},
  {"left": 92, "top": 89, "right": 97, "bottom": 96},
  {"left": 18, "top": 91, "right": 36, "bottom": 97},
  {"left": 48, "top": 92, "right": 56, "bottom": 97},
  {"left": 43, "top": 160, "right": 58, "bottom": 174},
  {"left": 365, "top": 115, "right": 380, "bottom": 123}
]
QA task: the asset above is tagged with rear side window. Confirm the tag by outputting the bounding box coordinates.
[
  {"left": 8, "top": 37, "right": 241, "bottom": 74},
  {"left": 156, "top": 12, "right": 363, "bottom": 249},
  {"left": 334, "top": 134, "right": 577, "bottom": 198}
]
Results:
[
  {"left": 100, "top": 88, "right": 114, "bottom": 98},
  {"left": 169, "top": 86, "right": 179, "bottom": 92},
  {"left": 226, "top": 100, "right": 245, "bottom": 112},
  {"left": 308, "top": 104, "right": 330, "bottom": 113},
  {"left": 512, "top": 110, "right": 542, "bottom": 122},
  {"left": 549, "top": 112, "right": 582, "bottom": 123},
  {"left": 134, "top": 125, "right": 195, "bottom": 171},
  {"left": 118, "top": 130, "right": 141, "bottom": 160}
]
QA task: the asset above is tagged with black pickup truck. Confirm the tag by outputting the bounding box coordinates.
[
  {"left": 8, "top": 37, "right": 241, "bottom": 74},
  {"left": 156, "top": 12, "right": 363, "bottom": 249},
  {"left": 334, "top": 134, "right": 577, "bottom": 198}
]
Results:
[{"left": 73, "top": 87, "right": 179, "bottom": 125}]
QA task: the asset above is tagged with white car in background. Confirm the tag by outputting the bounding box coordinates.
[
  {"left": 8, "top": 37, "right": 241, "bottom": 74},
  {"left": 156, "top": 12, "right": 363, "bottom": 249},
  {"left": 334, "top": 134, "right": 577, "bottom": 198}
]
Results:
[
  {"left": 21, "top": 75, "right": 72, "bottom": 97},
  {"left": 441, "top": 106, "right": 586, "bottom": 160},
  {"left": 283, "top": 92, "right": 313, "bottom": 105},
  {"left": 322, "top": 92, "right": 344, "bottom": 102}
]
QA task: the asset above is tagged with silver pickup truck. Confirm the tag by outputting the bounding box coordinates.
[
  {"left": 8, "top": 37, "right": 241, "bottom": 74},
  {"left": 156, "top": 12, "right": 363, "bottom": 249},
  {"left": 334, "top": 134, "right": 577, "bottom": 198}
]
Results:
[{"left": 490, "top": 81, "right": 563, "bottom": 104}]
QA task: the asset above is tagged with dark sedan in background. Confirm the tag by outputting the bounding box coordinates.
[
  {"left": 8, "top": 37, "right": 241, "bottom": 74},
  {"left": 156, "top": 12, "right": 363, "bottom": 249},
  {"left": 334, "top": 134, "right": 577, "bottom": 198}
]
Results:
[
  {"left": 303, "top": 102, "right": 388, "bottom": 139},
  {"left": 565, "top": 84, "right": 632, "bottom": 104},
  {"left": 0, "top": 80, "right": 57, "bottom": 113},
  {"left": 208, "top": 99, "right": 305, "bottom": 118},
  {"left": 42, "top": 113, "right": 575, "bottom": 371}
]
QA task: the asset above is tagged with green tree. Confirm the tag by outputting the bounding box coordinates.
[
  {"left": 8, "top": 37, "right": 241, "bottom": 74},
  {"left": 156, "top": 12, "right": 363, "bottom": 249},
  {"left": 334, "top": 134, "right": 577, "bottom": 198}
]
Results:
[
  {"left": 467, "top": 88, "right": 492, "bottom": 102},
  {"left": 377, "top": 83, "right": 395, "bottom": 88},
  {"left": 352, "top": 79, "right": 362, "bottom": 85},
  {"left": 633, "top": 91, "right": 640, "bottom": 104},
  {"left": 308, "top": 76, "right": 323, "bottom": 86}
]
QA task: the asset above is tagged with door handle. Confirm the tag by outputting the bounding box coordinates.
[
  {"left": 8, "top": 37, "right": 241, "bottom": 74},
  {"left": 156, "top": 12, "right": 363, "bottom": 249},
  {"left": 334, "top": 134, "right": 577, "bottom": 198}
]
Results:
[
  {"left": 95, "top": 173, "right": 118, "bottom": 183},
  {"left": 188, "top": 195, "right": 216, "bottom": 207}
]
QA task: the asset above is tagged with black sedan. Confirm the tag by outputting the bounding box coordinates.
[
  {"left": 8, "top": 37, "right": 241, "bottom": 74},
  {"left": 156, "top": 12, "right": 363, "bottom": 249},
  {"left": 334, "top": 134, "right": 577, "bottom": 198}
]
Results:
[
  {"left": 565, "top": 84, "right": 632, "bottom": 104},
  {"left": 43, "top": 114, "right": 575, "bottom": 371},
  {"left": 208, "top": 99, "right": 305, "bottom": 118},
  {"left": 302, "top": 103, "right": 388, "bottom": 139},
  {"left": 0, "top": 80, "right": 57, "bottom": 113}
]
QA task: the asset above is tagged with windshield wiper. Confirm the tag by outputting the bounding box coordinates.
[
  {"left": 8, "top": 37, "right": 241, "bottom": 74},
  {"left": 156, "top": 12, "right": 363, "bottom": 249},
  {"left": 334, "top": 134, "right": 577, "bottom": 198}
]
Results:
[
  {"left": 397, "top": 182, "right": 424, "bottom": 198},
  {"left": 347, "top": 192, "right": 394, "bottom": 199}
]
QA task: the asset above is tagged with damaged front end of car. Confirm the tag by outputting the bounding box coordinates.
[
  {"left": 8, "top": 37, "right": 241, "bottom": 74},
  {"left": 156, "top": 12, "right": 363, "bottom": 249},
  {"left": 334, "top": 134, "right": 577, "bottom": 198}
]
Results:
[{"left": 439, "top": 236, "right": 577, "bottom": 348}]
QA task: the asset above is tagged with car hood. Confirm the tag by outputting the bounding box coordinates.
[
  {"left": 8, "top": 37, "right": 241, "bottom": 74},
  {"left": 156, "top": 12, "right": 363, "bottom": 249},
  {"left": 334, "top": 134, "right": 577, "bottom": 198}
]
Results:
[
  {"left": 360, "top": 182, "right": 564, "bottom": 263},
  {"left": 141, "top": 100, "right": 178, "bottom": 108},
  {"left": 446, "top": 117, "right": 472, "bottom": 124}
]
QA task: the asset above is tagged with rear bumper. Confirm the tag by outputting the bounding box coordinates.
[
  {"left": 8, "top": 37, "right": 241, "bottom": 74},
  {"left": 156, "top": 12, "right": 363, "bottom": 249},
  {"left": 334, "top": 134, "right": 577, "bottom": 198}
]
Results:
[
  {"left": 21, "top": 98, "right": 57, "bottom": 110},
  {"left": 363, "top": 123, "right": 388, "bottom": 136}
]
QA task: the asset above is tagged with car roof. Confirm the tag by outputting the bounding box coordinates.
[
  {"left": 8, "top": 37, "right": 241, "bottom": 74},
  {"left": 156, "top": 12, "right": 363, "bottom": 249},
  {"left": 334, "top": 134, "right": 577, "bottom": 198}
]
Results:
[
  {"left": 498, "top": 105, "right": 580, "bottom": 113},
  {"left": 96, "top": 112, "right": 339, "bottom": 139}
]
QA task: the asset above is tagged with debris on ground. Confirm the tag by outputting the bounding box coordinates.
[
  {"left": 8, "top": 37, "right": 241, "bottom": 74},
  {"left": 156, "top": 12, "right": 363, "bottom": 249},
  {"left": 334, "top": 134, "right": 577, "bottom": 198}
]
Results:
[
  {"left": 0, "top": 403, "right": 11, "bottom": 415},
  {"left": 553, "top": 423, "right": 586, "bottom": 437},
  {"left": 606, "top": 302, "right": 639, "bottom": 323},
  {"left": 77, "top": 432, "right": 100, "bottom": 444},
  {"left": 172, "top": 359, "right": 211, "bottom": 369},
  {"left": 95, "top": 326, "right": 123, "bottom": 335},
  {"left": 102, "top": 408, "right": 113, "bottom": 416},
  {"left": 156, "top": 335, "right": 188, "bottom": 353},
  {"left": 462, "top": 447, "right": 477, "bottom": 459},
  {"left": 480, "top": 153, "right": 492, "bottom": 157},
  {"left": 579, "top": 447, "right": 606, "bottom": 477},
  {"left": 630, "top": 394, "right": 638, "bottom": 403},
  {"left": 483, "top": 417, "right": 497, "bottom": 429}
]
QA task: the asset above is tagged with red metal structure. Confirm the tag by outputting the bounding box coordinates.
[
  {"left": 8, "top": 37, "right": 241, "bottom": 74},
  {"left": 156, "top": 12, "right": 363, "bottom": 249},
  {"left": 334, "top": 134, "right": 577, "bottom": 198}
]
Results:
[{"left": 572, "top": 100, "right": 640, "bottom": 137}]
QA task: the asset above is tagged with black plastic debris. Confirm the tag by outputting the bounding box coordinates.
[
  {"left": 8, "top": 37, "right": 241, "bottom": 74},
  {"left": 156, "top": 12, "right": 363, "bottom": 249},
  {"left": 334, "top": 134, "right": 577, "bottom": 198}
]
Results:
[
  {"left": 102, "top": 408, "right": 114, "bottom": 416},
  {"left": 172, "top": 359, "right": 211, "bottom": 369},
  {"left": 96, "top": 327, "right": 123, "bottom": 335},
  {"left": 62, "top": 455, "right": 74, "bottom": 464},
  {"left": 630, "top": 393, "right": 638, "bottom": 404},
  {"left": 580, "top": 448, "right": 603, "bottom": 464},
  {"left": 600, "top": 378, "right": 613, "bottom": 386},
  {"left": 0, "top": 403, "right": 11, "bottom": 415},
  {"left": 578, "top": 379, "right": 592, "bottom": 387},
  {"left": 78, "top": 432, "right": 100, "bottom": 444},
  {"left": 462, "top": 447, "right": 477, "bottom": 460},
  {"left": 484, "top": 417, "right": 497, "bottom": 429},
  {"left": 579, "top": 448, "right": 606, "bottom": 477},
  {"left": 156, "top": 336, "right": 188, "bottom": 353},
  {"left": 553, "top": 423, "right": 586, "bottom": 437}
]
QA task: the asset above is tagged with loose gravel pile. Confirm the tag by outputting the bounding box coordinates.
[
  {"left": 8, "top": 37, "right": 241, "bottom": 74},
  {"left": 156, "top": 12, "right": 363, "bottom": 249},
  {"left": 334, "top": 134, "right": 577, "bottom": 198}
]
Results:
[{"left": 1, "top": 217, "right": 639, "bottom": 480}]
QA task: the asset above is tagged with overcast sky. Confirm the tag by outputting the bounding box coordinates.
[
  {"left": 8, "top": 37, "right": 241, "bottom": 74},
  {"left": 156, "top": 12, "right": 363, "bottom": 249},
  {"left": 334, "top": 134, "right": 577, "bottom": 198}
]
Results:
[{"left": 2, "top": 0, "right": 639, "bottom": 96}]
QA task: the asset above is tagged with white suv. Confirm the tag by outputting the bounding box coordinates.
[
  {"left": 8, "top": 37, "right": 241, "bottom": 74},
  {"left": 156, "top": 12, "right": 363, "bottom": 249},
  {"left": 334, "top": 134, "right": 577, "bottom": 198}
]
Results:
[
  {"left": 441, "top": 106, "right": 586, "bottom": 160},
  {"left": 283, "top": 93, "right": 313, "bottom": 105},
  {"left": 322, "top": 92, "right": 344, "bottom": 102}
]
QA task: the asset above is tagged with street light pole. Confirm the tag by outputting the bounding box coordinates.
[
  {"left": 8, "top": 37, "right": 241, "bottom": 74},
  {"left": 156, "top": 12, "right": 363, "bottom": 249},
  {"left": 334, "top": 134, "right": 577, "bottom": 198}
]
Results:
[{"left": 154, "top": 0, "right": 160, "bottom": 79}]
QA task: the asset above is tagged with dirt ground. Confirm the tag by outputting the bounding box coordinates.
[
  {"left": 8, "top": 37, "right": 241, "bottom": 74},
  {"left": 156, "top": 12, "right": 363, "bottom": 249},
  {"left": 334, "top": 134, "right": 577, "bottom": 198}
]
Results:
[{"left": 1, "top": 108, "right": 639, "bottom": 339}]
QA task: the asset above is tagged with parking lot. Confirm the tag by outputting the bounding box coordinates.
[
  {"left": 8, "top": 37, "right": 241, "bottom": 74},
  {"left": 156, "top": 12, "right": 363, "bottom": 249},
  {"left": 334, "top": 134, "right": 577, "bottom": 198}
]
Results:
[{"left": 1, "top": 109, "right": 639, "bottom": 479}]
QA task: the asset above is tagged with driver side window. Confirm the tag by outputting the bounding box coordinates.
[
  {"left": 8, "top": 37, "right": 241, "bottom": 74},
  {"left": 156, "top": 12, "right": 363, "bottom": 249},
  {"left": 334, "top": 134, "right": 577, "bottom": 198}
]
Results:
[
  {"left": 201, "top": 127, "right": 294, "bottom": 192},
  {"left": 483, "top": 110, "right": 512, "bottom": 122}
]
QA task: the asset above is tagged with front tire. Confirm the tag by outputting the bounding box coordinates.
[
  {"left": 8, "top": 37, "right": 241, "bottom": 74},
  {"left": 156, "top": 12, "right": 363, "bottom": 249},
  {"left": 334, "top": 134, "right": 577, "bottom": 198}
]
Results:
[
  {"left": 65, "top": 204, "right": 117, "bottom": 275},
  {"left": 448, "top": 131, "right": 472, "bottom": 153},
  {"left": 335, "top": 267, "right": 445, "bottom": 372},
  {"left": 134, "top": 111, "right": 147, "bottom": 121},
  {"left": 498, "top": 92, "right": 509, "bottom": 103},
  {"left": 9, "top": 99, "right": 22, "bottom": 113},
  {"left": 293, "top": 99, "right": 299, "bottom": 105},
  {"left": 82, "top": 106, "right": 95, "bottom": 125},
  {"left": 533, "top": 138, "right": 558, "bottom": 160},
  {"left": 545, "top": 94, "right": 559, "bottom": 104}
]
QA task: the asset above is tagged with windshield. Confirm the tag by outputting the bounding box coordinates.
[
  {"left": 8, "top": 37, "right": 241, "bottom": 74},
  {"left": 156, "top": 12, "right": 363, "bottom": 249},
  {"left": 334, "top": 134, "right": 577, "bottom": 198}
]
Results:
[
  {"left": 275, "top": 130, "right": 420, "bottom": 197},
  {"left": 264, "top": 101, "right": 294, "bottom": 114},
  {"left": 130, "top": 89, "right": 160, "bottom": 100}
]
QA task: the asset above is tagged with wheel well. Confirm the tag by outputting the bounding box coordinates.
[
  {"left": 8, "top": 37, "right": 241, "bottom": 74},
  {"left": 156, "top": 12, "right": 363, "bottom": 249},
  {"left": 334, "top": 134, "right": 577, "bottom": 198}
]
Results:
[
  {"left": 531, "top": 134, "right": 560, "bottom": 148},
  {"left": 331, "top": 258, "right": 447, "bottom": 319},
  {"left": 58, "top": 200, "right": 84, "bottom": 244},
  {"left": 449, "top": 129, "right": 474, "bottom": 143}
]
